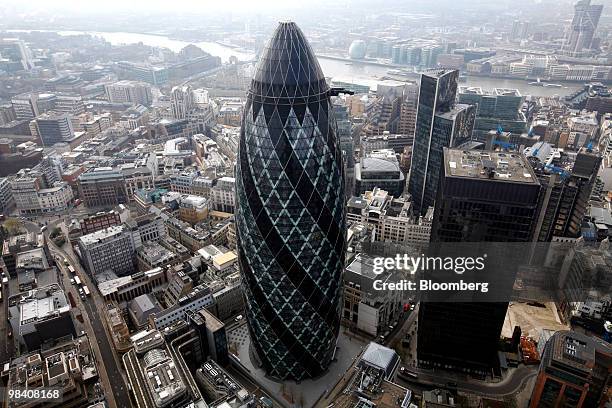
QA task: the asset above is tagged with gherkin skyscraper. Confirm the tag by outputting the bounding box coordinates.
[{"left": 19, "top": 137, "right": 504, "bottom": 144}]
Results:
[{"left": 235, "top": 21, "right": 346, "bottom": 381}]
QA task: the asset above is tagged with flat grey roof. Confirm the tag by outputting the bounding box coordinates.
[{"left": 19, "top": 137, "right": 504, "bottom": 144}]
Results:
[{"left": 444, "top": 148, "right": 538, "bottom": 184}]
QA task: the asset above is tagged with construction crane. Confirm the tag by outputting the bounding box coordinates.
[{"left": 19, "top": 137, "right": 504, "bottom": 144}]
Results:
[
  {"left": 544, "top": 163, "right": 570, "bottom": 180},
  {"left": 492, "top": 125, "right": 517, "bottom": 149},
  {"left": 492, "top": 140, "right": 516, "bottom": 150}
]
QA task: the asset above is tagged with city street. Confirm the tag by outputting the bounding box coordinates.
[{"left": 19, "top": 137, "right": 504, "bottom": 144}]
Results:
[
  {"left": 396, "top": 364, "right": 539, "bottom": 397},
  {"left": 44, "top": 220, "right": 132, "bottom": 408}
]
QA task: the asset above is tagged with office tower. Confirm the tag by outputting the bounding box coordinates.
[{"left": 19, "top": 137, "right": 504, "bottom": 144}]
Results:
[
  {"left": 563, "top": 147, "right": 602, "bottom": 238},
  {"left": 398, "top": 82, "right": 419, "bottom": 136},
  {"left": 0, "top": 104, "right": 16, "bottom": 125},
  {"left": 418, "top": 149, "right": 541, "bottom": 374},
  {"left": 34, "top": 93, "right": 57, "bottom": 114},
  {"left": 363, "top": 82, "right": 405, "bottom": 136},
  {"left": 529, "top": 146, "right": 602, "bottom": 241},
  {"left": 192, "top": 89, "right": 209, "bottom": 108},
  {"left": 334, "top": 102, "right": 355, "bottom": 196},
  {"left": 104, "top": 80, "right": 153, "bottom": 106},
  {"left": 54, "top": 94, "right": 85, "bottom": 115},
  {"left": 77, "top": 167, "right": 129, "bottom": 208},
  {"left": 458, "top": 87, "right": 526, "bottom": 143},
  {"left": 171, "top": 85, "right": 194, "bottom": 120},
  {"left": 565, "top": 0, "right": 603, "bottom": 56},
  {"left": 78, "top": 225, "right": 136, "bottom": 277},
  {"left": 116, "top": 62, "right": 169, "bottom": 85},
  {"left": 530, "top": 330, "right": 612, "bottom": 407},
  {"left": 408, "top": 69, "right": 475, "bottom": 215},
  {"left": 11, "top": 93, "right": 39, "bottom": 120},
  {"left": 0, "top": 176, "right": 14, "bottom": 213},
  {"left": 29, "top": 112, "right": 75, "bottom": 146},
  {"left": 235, "top": 21, "right": 346, "bottom": 381},
  {"left": 0, "top": 39, "right": 33, "bottom": 72},
  {"left": 511, "top": 20, "right": 530, "bottom": 41},
  {"left": 511, "top": 20, "right": 520, "bottom": 39}
]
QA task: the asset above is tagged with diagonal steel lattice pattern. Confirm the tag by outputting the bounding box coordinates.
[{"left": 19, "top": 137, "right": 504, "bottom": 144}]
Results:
[{"left": 235, "top": 21, "right": 346, "bottom": 381}]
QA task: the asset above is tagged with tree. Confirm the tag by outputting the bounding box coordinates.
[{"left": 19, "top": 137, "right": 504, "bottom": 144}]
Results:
[
  {"left": 3, "top": 218, "right": 22, "bottom": 236},
  {"left": 50, "top": 227, "right": 61, "bottom": 239},
  {"left": 53, "top": 236, "right": 66, "bottom": 247}
]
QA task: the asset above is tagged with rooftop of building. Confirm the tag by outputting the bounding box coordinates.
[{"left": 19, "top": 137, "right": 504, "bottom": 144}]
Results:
[
  {"left": 137, "top": 241, "right": 177, "bottom": 264},
  {"left": 131, "top": 329, "right": 165, "bottom": 355},
  {"left": 163, "top": 137, "right": 190, "bottom": 156},
  {"left": 495, "top": 88, "right": 522, "bottom": 97},
  {"left": 459, "top": 86, "right": 522, "bottom": 98},
  {"left": 361, "top": 133, "right": 412, "bottom": 141},
  {"left": 360, "top": 342, "right": 400, "bottom": 375},
  {"left": 198, "top": 308, "right": 224, "bottom": 332},
  {"left": 197, "top": 359, "right": 245, "bottom": 396},
  {"left": 142, "top": 348, "right": 187, "bottom": 407},
  {"left": 34, "top": 111, "right": 71, "bottom": 121},
  {"left": 523, "top": 142, "right": 562, "bottom": 166},
  {"left": 15, "top": 247, "right": 48, "bottom": 270},
  {"left": 4, "top": 232, "right": 42, "bottom": 253},
  {"left": 588, "top": 206, "right": 612, "bottom": 227},
  {"left": 11, "top": 284, "right": 70, "bottom": 327},
  {"left": 435, "top": 103, "right": 473, "bottom": 120},
  {"left": 422, "top": 389, "right": 456, "bottom": 406},
  {"left": 347, "top": 196, "right": 370, "bottom": 210},
  {"left": 6, "top": 335, "right": 98, "bottom": 400},
  {"left": 197, "top": 245, "right": 225, "bottom": 261},
  {"left": 345, "top": 253, "right": 399, "bottom": 281},
  {"left": 109, "top": 79, "right": 150, "bottom": 87},
  {"left": 444, "top": 148, "right": 538, "bottom": 184},
  {"left": 153, "top": 284, "right": 212, "bottom": 325},
  {"left": 179, "top": 194, "right": 208, "bottom": 208},
  {"left": 360, "top": 156, "right": 401, "bottom": 174},
  {"left": 129, "top": 293, "right": 162, "bottom": 327},
  {"left": 546, "top": 330, "right": 612, "bottom": 373},
  {"left": 568, "top": 113, "right": 598, "bottom": 126},
  {"left": 422, "top": 68, "right": 457, "bottom": 78},
  {"left": 119, "top": 164, "right": 152, "bottom": 176},
  {"left": 135, "top": 187, "right": 168, "bottom": 203},
  {"left": 459, "top": 86, "right": 484, "bottom": 95},
  {"left": 212, "top": 251, "right": 237, "bottom": 269},
  {"left": 97, "top": 267, "right": 164, "bottom": 297},
  {"left": 78, "top": 167, "right": 124, "bottom": 181},
  {"left": 78, "top": 225, "right": 126, "bottom": 246}
]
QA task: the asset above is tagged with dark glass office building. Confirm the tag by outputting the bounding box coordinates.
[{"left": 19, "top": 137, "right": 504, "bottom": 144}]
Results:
[
  {"left": 408, "top": 69, "right": 475, "bottom": 215},
  {"left": 235, "top": 22, "right": 346, "bottom": 381},
  {"left": 418, "top": 148, "right": 541, "bottom": 374}
]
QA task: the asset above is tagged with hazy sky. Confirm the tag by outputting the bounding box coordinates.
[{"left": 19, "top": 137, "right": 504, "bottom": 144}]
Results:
[{"left": 5, "top": 0, "right": 329, "bottom": 13}]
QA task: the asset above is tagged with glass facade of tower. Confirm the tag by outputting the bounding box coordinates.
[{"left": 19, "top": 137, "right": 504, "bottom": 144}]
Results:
[
  {"left": 235, "top": 22, "right": 346, "bottom": 381},
  {"left": 408, "top": 69, "right": 466, "bottom": 215}
]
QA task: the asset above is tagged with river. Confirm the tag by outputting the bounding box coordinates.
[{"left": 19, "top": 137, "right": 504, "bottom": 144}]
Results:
[{"left": 50, "top": 30, "right": 582, "bottom": 97}]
